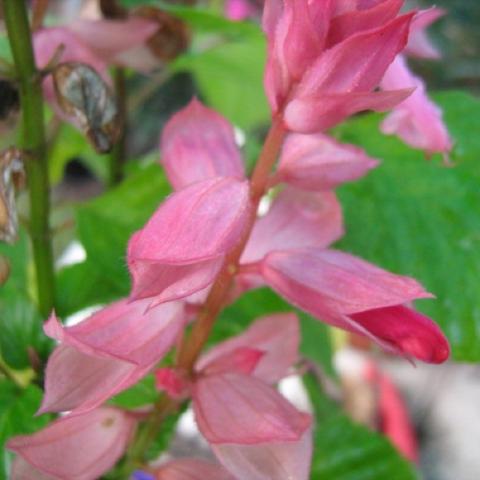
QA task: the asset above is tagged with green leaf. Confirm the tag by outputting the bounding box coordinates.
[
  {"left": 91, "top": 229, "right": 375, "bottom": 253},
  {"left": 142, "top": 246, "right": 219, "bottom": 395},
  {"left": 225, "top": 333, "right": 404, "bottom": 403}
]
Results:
[
  {"left": 56, "top": 163, "right": 171, "bottom": 316},
  {"left": 304, "top": 376, "right": 417, "bottom": 480},
  {"left": 335, "top": 91, "right": 480, "bottom": 361},
  {"left": 0, "top": 382, "right": 52, "bottom": 480},
  {"left": 172, "top": 32, "right": 269, "bottom": 130},
  {"left": 109, "top": 375, "right": 158, "bottom": 409}
]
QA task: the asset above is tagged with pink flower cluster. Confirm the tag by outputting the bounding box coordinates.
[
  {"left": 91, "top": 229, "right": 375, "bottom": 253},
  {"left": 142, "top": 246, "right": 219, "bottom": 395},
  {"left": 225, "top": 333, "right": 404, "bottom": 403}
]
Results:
[{"left": 8, "top": 1, "right": 451, "bottom": 479}]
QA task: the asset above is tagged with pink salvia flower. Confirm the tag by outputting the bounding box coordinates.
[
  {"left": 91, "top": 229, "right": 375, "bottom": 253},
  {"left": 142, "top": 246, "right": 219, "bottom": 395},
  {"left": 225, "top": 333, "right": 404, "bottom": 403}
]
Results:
[
  {"left": 160, "top": 99, "right": 245, "bottom": 190},
  {"left": 261, "top": 248, "right": 450, "bottom": 362},
  {"left": 154, "top": 458, "right": 235, "bottom": 479},
  {"left": 263, "top": 0, "right": 415, "bottom": 131},
  {"left": 8, "top": 407, "right": 135, "bottom": 480},
  {"left": 405, "top": 8, "right": 446, "bottom": 59},
  {"left": 156, "top": 313, "right": 312, "bottom": 479},
  {"left": 128, "top": 177, "right": 251, "bottom": 307},
  {"left": 272, "top": 133, "right": 380, "bottom": 191},
  {"left": 39, "top": 299, "right": 186, "bottom": 414},
  {"left": 226, "top": 0, "right": 258, "bottom": 21},
  {"left": 380, "top": 55, "right": 452, "bottom": 158}
]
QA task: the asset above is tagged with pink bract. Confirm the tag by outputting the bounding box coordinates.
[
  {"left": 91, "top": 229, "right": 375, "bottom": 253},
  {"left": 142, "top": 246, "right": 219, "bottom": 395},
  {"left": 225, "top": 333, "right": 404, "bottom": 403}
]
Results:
[
  {"left": 155, "top": 458, "right": 235, "bottom": 479},
  {"left": 8, "top": 408, "right": 135, "bottom": 480},
  {"left": 160, "top": 99, "right": 245, "bottom": 190}
]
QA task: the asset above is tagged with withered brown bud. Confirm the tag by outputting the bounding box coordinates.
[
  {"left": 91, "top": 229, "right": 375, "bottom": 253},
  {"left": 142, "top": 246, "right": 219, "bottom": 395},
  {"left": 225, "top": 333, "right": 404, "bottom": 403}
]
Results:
[
  {"left": 52, "top": 62, "right": 120, "bottom": 154},
  {"left": 0, "top": 79, "right": 20, "bottom": 123},
  {"left": 0, "top": 147, "right": 26, "bottom": 244},
  {"left": 133, "top": 7, "right": 191, "bottom": 62}
]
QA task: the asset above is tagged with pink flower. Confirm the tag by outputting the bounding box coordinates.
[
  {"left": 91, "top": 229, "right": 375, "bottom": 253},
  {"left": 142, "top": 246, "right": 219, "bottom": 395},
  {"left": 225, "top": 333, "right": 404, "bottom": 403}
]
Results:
[
  {"left": 260, "top": 248, "right": 450, "bottom": 363},
  {"left": 380, "top": 55, "right": 452, "bottom": 158},
  {"left": 39, "top": 299, "right": 186, "bottom": 415},
  {"left": 271, "top": 132, "right": 380, "bottom": 191},
  {"left": 225, "top": 0, "right": 259, "bottom": 21},
  {"left": 8, "top": 407, "right": 135, "bottom": 480},
  {"left": 160, "top": 99, "right": 245, "bottom": 190},
  {"left": 405, "top": 8, "right": 446, "bottom": 59},
  {"left": 156, "top": 314, "right": 313, "bottom": 480},
  {"left": 263, "top": 0, "right": 415, "bottom": 131},
  {"left": 127, "top": 177, "right": 252, "bottom": 307}
]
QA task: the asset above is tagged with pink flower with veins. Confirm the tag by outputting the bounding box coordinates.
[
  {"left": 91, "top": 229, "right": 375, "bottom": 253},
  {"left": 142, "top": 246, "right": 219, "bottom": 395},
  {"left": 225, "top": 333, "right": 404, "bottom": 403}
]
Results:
[
  {"left": 263, "top": 0, "right": 415, "bottom": 132},
  {"left": 156, "top": 314, "right": 313, "bottom": 480},
  {"left": 8, "top": 407, "right": 136, "bottom": 480},
  {"left": 38, "top": 299, "right": 187, "bottom": 415}
]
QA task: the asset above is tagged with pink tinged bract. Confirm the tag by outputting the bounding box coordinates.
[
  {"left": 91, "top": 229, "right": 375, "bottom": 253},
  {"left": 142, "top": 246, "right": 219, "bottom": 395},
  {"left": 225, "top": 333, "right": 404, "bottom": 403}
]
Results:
[
  {"left": 212, "top": 427, "right": 312, "bottom": 480},
  {"left": 160, "top": 99, "right": 244, "bottom": 190},
  {"left": 156, "top": 458, "right": 235, "bottom": 480},
  {"left": 274, "top": 133, "right": 380, "bottom": 191},
  {"left": 241, "top": 188, "right": 344, "bottom": 265},
  {"left": 68, "top": 18, "right": 159, "bottom": 70},
  {"left": 44, "top": 299, "right": 185, "bottom": 366},
  {"left": 38, "top": 345, "right": 153, "bottom": 415},
  {"left": 260, "top": 248, "right": 450, "bottom": 362},
  {"left": 193, "top": 373, "right": 311, "bottom": 444},
  {"left": 197, "top": 313, "right": 299, "bottom": 384},
  {"left": 380, "top": 56, "right": 452, "bottom": 157},
  {"left": 284, "top": 14, "right": 414, "bottom": 132},
  {"left": 11, "top": 457, "right": 56, "bottom": 480},
  {"left": 128, "top": 177, "right": 251, "bottom": 306},
  {"left": 201, "top": 347, "right": 265, "bottom": 376},
  {"left": 7, "top": 407, "right": 135, "bottom": 480},
  {"left": 406, "top": 8, "right": 446, "bottom": 59}
]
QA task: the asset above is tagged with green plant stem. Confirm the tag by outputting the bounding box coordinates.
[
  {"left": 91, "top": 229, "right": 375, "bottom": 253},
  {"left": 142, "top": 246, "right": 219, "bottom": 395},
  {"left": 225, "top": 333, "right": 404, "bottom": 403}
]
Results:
[
  {"left": 108, "top": 67, "right": 127, "bottom": 188},
  {"left": 2, "top": 0, "right": 55, "bottom": 317},
  {"left": 120, "top": 116, "right": 286, "bottom": 477}
]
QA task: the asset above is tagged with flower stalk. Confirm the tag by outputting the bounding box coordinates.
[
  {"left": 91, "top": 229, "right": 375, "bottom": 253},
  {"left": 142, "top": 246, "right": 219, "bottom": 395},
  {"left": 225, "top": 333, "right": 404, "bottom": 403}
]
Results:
[{"left": 2, "top": 0, "right": 55, "bottom": 317}]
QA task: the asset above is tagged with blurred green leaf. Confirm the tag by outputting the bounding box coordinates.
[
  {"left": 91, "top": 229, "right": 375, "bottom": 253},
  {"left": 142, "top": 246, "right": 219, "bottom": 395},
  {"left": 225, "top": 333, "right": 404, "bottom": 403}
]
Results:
[
  {"left": 336, "top": 91, "right": 480, "bottom": 361},
  {"left": 172, "top": 32, "right": 269, "bottom": 130},
  {"left": 0, "top": 382, "right": 51, "bottom": 480},
  {"left": 56, "top": 163, "right": 171, "bottom": 316},
  {"left": 304, "top": 376, "right": 417, "bottom": 480}
]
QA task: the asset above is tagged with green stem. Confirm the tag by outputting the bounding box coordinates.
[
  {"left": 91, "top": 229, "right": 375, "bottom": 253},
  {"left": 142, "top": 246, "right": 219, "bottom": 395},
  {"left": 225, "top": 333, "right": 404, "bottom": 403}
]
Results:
[
  {"left": 108, "top": 67, "right": 127, "bottom": 188},
  {"left": 3, "top": 0, "right": 55, "bottom": 317}
]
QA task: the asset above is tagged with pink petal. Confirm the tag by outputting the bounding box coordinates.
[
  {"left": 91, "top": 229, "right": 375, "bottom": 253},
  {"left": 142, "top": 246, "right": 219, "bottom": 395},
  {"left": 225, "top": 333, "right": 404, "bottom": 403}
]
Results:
[
  {"left": 197, "top": 313, "right": 299, "bottom": 384},
  {"left": 160, "top": 99, "right": 245, "bottom": 190},
  {"left": 38, "top": 346, "right": 153, "bottom": 415},
  {"left": 8, "top": 408, "right": 135, "bottom": 480},
  {"left": 380, "top": 56, "right": 452, "bottom": 156},
  {"left": 128, "top": 177, "right": 251, "bottom": 305},
  {"left": 156, "top": 458, "right": 235, "bottom": 480},
  {"left": 193, "top": 373, "right": 311, "bottom": 444},
  {"left": 293, "top": 14, "right": 414, "bottom": 98},
  {"left": 68, "top": 18, "right": 159, "bottom": 67},
  {"left": 201, "top": 347, "right": 265, "bottom": 376},
  {"left": 11, "top": 457, "right": 56, "bottom": 480},
  {"left": 33, "top": 27, "right": 108, "bottom": 76},
  {"left": 406, "top": 8, "right": 446, "bottom": 59},
  {"left": 351, "top": 306, "right": 450, "bottom": 363},
  {"left": 212, "top": 427, "right": 312, "bottom": 480},
  {"left": 261, "top": 248, "right": 433, "bottom": 320},
  {"left": 262, "top": 0, "right": 284, "bottom": 39},
  {"left": 274, "top": 133, "right": 379, "bottom": 191},
  {"left": 328, "top": 0, "right": 403, "bottom": 47},
  {"left": 285, "top": 88, "right": 413, "bottom": 133},
  {"left": 241, "top": 188, "right": 344, "bottom": 264},
  {"left": 44, "top": 299, "right": 185, "bottom": 367}
]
